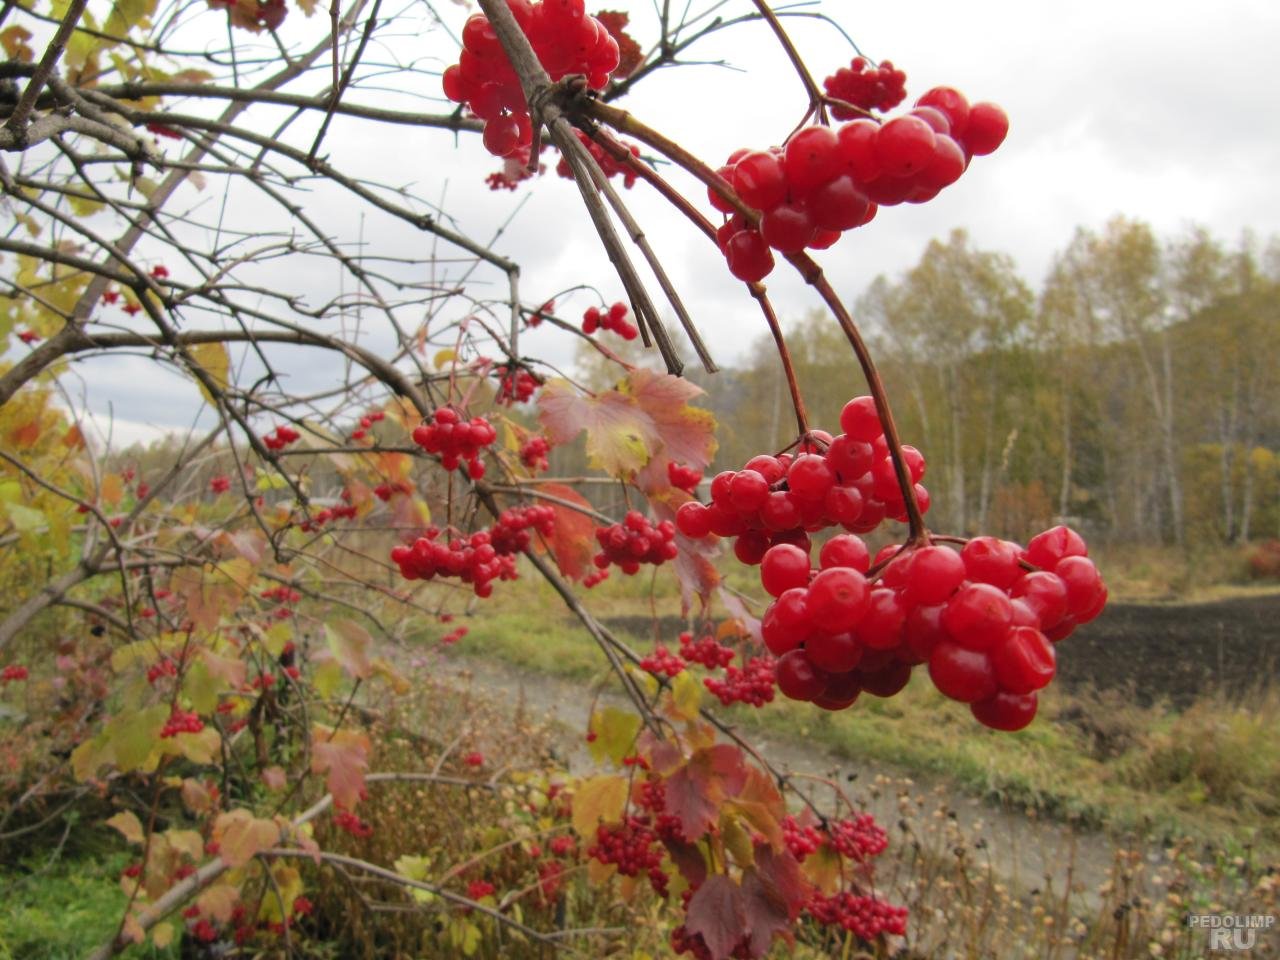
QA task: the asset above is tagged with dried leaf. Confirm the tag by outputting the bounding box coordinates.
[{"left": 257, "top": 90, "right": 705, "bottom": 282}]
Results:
[
  {"left": 571, "top": 774, "right": 627, "bottom": 838},
  {"left": 310, "top": 725, "right": 370, "bottom": 809},
  {"left": 107, "top": 811, "right": 145, "bottom": 845},
  {"left": 212, "top": 810, "right": 278, "bottom": 868},
  {"left": 325, "top": 619, "right": 373, "bottom": 679}
]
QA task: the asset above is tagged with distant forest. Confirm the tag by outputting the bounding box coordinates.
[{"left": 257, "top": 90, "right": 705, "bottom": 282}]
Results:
[{"left": 576, "top": 216, "right": 1280, "bottom": 548}]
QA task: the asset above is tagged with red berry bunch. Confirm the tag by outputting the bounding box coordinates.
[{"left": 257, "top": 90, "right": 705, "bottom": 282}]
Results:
[
  {"left": 261, "top": 585, "right": 301, "bottom": 605},
  {"left": 467, "top": 879, "right": 496, "bottom": 900},
  {"left": 146, "top": 658, "right": 178, "bottom": 685},
  {"left": 582, "top": 301, "right": 638, "bottom": 340},
  {"left": 525, "top": 298, "right": 554, "bottom": 327},
  {"left": 592, "top": 511, "right": 677, "bottom": 574},
  {"left": 666, "top": 462, "right": 702, "bottom": 492},
  {"left": 411, "top": 408, "right": 498, "bottom": 474},
  {"left": 760, "top": 524, "right": 1105, "bottom": 731},
  {"left": 210, "top": 475, "right": 231, "bottom": 494},
  {"left": 582, "top": 568, "right": 609, "bottom": 588},
  {"left": 161, "top": 708, "right": 203, "bottom": 738},
  {"left": 373, "top": 480, "right": 413, "bottom": 501},
  {"left": 17, "top": 329, "right": 40, "bottom": 345},
  {"left": 823, "top": 57, "right": 907, "bottom": 117},
  {"left": 441, "top": 625, "right": 469, "bottom": 645},
  {"left": 703, "top": 655, "right": 777, "bottom": 707},
  {"left": 677, "top": 631, "right": 735, "bottom": 669},
  {"left": 1, "top": 664, "right": 29, "bottom": 683},
  {"left": 443, "top": 0, "right": 622, "bottom": 158},
  {"left": 676, "top": 396, "right": 930, "bottom": 559},
  {"left": 391, "top": 507, "right": 554, "bottom": 597},
  {"left": 638, "top": 644, "right": 685, "bottom": 677},
  {"left": 806, "top": 891, "right": 908, "bottom": 941},
  {"left": 494, "top": 363, "right": 542, "bottom": 404},
  {"left": 298, "top": 502, "right": 357, "bottom": 533},
  {"left": 333, "top": 810, "right": 373, "bottom": 838},
  {"left": 263, "top": 424, "right": 300, "bottom": 451},
  {"left": 586, "top": 817, "right": 667, "bottom": 894},
  {"left": 555, "top": 129, "right": 641, "bottom": 187},
  {"left": 711, "top": 87, "right": 1007, "bottom": 281},
  {"left": 780, "top": 815, "right": 823, "bottom": 860},
  {"left": 519, "top": 435, "right": 551, "bottom": 471}
]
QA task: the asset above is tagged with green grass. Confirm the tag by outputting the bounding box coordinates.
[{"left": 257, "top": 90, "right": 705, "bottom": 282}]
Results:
[{"left": 0, "top": 846, "right": 178, "bottom": 960}]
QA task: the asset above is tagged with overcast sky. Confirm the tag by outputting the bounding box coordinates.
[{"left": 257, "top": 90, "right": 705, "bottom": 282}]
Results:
[{"left": 11, "top": 0, "right": 1280, "bottom": 447}]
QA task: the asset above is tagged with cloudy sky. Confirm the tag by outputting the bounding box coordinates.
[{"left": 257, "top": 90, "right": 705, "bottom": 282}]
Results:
[{"left": 12, "top": 0, "right": 1280, "bottom": 446}]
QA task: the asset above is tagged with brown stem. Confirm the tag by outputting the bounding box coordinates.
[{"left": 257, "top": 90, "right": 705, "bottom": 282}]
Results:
[{"left": 2, "top": 0, "right": 89, "bottom": 137}]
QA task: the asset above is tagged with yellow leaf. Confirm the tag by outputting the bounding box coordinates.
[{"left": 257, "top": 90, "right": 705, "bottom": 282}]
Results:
[
  {"left": 326, "top": 620, "right": 373, "bottom": 679},
  {"left": 311, "top": 659, "right": 344, "bottom": 699},
  {"left": 669, "top": 670, "right": 703, "bottom": 721},
  {"left": 571, "top": 775, "right": 627, "bottom": 838},
  {"left": 197, "top": 883, "right": 240, "bottom": 923},
  {"left": 101, "top": 472, "right": 124, "bottom": 507},
  {"left": 258, "top": 865, "right": 302, "bottom": 923},
  {"left": 106, "top": 811, "right": 145, "bottom": 845},
  {"left": 213, "top": 810, "right": 279, "bottom": 867},
  {"left": 151, "top": 922, "right": 174, "bottom": 949},
  {"left": 169, "top": 726, "right": 220, "bottom": 765},
  {"left": 587, "top": 707, "right": 641, "bottom": 767},
  {"left": 433, "top": 348, "right": 457, "bottom": 369},
  {"left": 165, "top": 829, "right": 204, "bottom": 860},
  {"left": 188, "top": 341, "right": 230, "bottom": 406},
  {"left": 720, "top": 813, "right": 754, "bottom": 868},
  {"left": 120, "top": 914, "right": 145, "bottom": 945}
]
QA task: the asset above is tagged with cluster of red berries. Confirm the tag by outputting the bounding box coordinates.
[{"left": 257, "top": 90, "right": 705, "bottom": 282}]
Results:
[
  {"left": 441, "top": 625, "right": 469, "bottom": 645},
  {"left": 1, "top": 664, "right": 29, "bottom": 683},
  {"left": 524, "top": 299, "right": 554, "bottom": 328},
  {"left": 582, "top": 301, "right": 638, "bottom": 340},
  {"left": 146, "top": 658, "right": 178, "bottom": 685},
  {"left": 298, "top": 502, "right": 357, "bottom": 533},
  {"left": 806, "top": 891, "right": 908, "bottom": 941},
  {"left": 261, "top": 586, "right": 301, "bottom": 605},
  {"left": 555, "top": 129, "right": 641, "bottom": 187},
  {"left": 467, "top": 879, "right": 496, "bottom": 900},
  {"left": 263, "top": 424, "right": 300, "bottom": 451},
  {"left": 703, "top": 655, "right": 777, "bottom": 706},
  {"left": 161, "top": 708, "right": 204, "bottom": 738},
  {"left": 350, "top": 409, "right": 385, "bottom": 441},
  {"left": 411, "top": 409, "right": 497, "bottom": 475},
  {"left": 823, "top": 57, "right": 907, "bottom": 117},
  {"left": 391, "top": 506, "right": 554, "bottom": 597},
  {"left": 587, "top": 817, "right": 668, "bottom": 895},
  {"left": 210, "top": 475, "right": 231, "bottom": 494},
  {"left": 679, "top": 631, "right": 735, "bottom": 669},
  {"left": 333, "top": 810, "right": 373, "bottom": 838},
  {"left": 637, "top": 644, "right": 685, "bottom": 677},
  {"left": 495, "top": 364, "right": 542, "bottom": 404},
  {"left": 443, "top": 0, "right": 621, "bottom": 158},
  {"left": 676, "top": 397, "right": 931, "bottom": 558},
  {"left": 666, "top": 462, "right": 702, "bottom": 492},
  {"left": 17, "top": 329, "right": 40, "bottom": 345},
  {"left": 582, "top": 568, "right": 609, "bottom": 588},
  {"left": 759, "top": 524, "right": 1104, "bottom": 730},
  {"left": 781, "top": 813, "right": 886, "bottom": 863},
  {"left": 592, "top": 511, "right": 678, "bottom": 574},
  {"left": 373, "top": 479, "right": 413, "bottom": 501},
  {"left": 519, "top": 435, "right": 551, "bottom": 471},
  {"left": 711, "top": 87, "right": 1008, "bottom": 281}
]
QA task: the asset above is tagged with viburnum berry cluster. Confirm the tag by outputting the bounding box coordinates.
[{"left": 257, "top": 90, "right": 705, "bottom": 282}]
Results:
[
  {"left": 555, "top": 129, "right": 641, "bottom": 186},
  {"left": 210, "top": 474, "right": 232, "bottom": 494},
  {"left": 373, "top": 479, "right": 413, "bottom": 501},
  {"left": 782, "top": 813, "right": 887, "bottom": 863},
  {"left": 160, "top": 708, "right": 204, "bottom": 738},
  {"left": 146, "top": 658, "right": 178, "bottom": 685},
  {"left": 592, "top": 511, "right": 677, "bottom": 574},
  {"left": 823, "top": 57, "right": 907, "bottom": 117},
  {"left": 805, "top": 890, "right": 908, "bottom": 941},
  {"left": 390, "top": 506, "right": 555, "bottom": 597},
  {"left": 519, "top": 435, "right": 551, "bottom": 471},
  {"left": 582, "top": 301, "right": 638, "bottom": 340},
  {"left": 759, "top": 524, "right": 1105, "bottom": 730},
  {"left": 675, "top": 396, "right": 930, "bottom": 558},
  {"left": 1, "top": 664, "right": 29, "bottom": 683},
  {"left": 494, "top": 363, "right": 542, "bottom": 404},
  {"left": 586, "top": 816, "right": 668, "bottom": 895},
  {"left": 443, "top": 0, "right": 622, "bottom": 158},
  {"left": 350, "top": 409, "right": 385, "bottom": 440},
  {"left": 333, "top": 810, "right": 374, "bottom": 838},
  {"left": 667, "top": 461, "right": 702, "bottom": 492},
  {"left": 411, "top": 409, "right": 498, "bottom": 476},
  {"left": 703, "top": 655, "right": 777, "bottom": 706},
  {"left": 262, "top": 424, "right": 300, "bottom": 451},
  {"left": 711, "top": 84, "right": 1008, "bottom": 281}
]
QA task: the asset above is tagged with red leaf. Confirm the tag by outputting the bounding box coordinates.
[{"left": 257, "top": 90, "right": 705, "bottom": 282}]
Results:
[
  {"left": 534, "top": 483, "right": 597, "bottom": 580},
  {"left": 594, "top": 10, "right": 643, "bottom": 79},
  {"left": 685, "top": 875, "right": 748, "bottom": 960},
  {"left": 662, "top": 836, "right": 708, "bottom": 888},
  {"left": 752, "top": 842, "right": 811, "bottom": 918},
  {"left": 649, "top": 489, "right": 721, "bottom": 615},
  {"left": 664, "top": 744, "right": 748, "bottom": 840}
]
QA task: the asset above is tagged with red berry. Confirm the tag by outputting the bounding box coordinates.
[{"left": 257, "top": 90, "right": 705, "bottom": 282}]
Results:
[
  {"left": 783, "top": 126, "right": 842, "bottom": 197},
  {"left": 942, "top": 583, "right": 1014, "bottom": 650},
  {"left": 776, "top": 649, "right": 828, "bottom": 701},
  {"left": 875, "top": 115, "right": 936, "bottom": 177},
  {"left": 994, "top": 626, "right": 1056, "bottom": 694},
  {"left": 963, "top": 102, "right": 1009, "bottom": 156},
  {"left": 928, "top": 642, "right": 997, "bottom": 703},
  {"left": 806, "top": 567, "right": 871, "bottom": 633},
  {"left": 971, "top": 690, "right": 1037, "bottom": 731},
  {"left": 760, "top": 544, "right": 811, "bottom": 597}
]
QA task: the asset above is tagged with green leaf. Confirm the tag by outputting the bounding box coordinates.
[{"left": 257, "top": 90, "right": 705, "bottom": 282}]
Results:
[{"left": 587, "top": 707, "right": 642, "bottom": 767}]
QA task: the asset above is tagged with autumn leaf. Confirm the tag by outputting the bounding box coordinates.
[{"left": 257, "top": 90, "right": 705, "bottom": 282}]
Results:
[
  {"left": 213, "top": 809, "right": 279, "bottom": 867},
  {"left": 726, "top": 766, "right": 786, "bottom": 851},
  {"left": 107, "top": 811, "right": 145, "bottom": 845},
  {"left": 310, "top": 725, "right": 370, "bottom": 809},
  {"left": 261, "top": 766, "right": 287, "bottom": 791},
  {"left": 685, "top": 875, "right": 748, "bottom": 960},
  {"left": 534, "top": 482, "right": 596, "bottom": 579},
  {"left": 325, "top": 619, "right": 373, "bottom": 679},
  {"left": 570, "top": 774, "right": 627, "bottom": 838},
  {"left": 588, "top": 707, "right": 642, "bottom": 767},
  {"left": 664, "top": 744, "right": 748, "bottom": 841},
  {"left": 625, "top": 368, "right": 717, "bottom": 473},
  {"left": 197, "top": 883, "right": 241, "bottom": 922},
  {"left": 538, "top": 378, "right": 656, "bottom": 476},
  {"left": 187, "top": 341, "right": 230, "bottom": 406}
]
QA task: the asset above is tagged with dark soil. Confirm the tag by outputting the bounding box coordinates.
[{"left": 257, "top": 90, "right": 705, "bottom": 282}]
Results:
[{"left": 603, "top": 593, "right": 1280, "bottom": 709}]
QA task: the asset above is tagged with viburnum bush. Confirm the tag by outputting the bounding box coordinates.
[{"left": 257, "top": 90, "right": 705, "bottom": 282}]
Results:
[{"left": 0, "top": 1, "right": 1110, "bottom": 958}]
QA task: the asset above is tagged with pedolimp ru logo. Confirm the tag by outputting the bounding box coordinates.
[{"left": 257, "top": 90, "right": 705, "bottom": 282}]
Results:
[{"left": 1187, "top": 914, "right": 1276, "bottom": 951}]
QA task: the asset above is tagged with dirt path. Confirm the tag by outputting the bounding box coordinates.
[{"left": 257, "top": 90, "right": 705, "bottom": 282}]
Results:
[{"left": 435, "top": 654, "right": 1133, "bottom": 907}]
